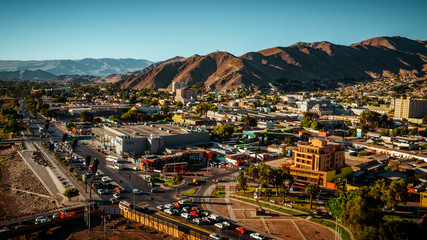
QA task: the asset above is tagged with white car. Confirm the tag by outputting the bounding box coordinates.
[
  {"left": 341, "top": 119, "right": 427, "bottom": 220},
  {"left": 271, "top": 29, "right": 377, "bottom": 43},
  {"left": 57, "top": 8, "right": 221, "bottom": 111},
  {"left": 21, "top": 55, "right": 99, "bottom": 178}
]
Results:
[
  {"left": 132, "top": 189, "right": 143, "bottom": 194},
  {"left": 164, "top": 204, "right": 173, "bottom": 209},
  {"left": 180, "top": 212, "right": 191, "bottom": 219},
  {"left": 250, "top": 233, "right": 265, "bottom": 240},
  {"left": 209, "top": 233, "right": 223, "bottom": 240},
  {"left": 214, "top": 223, "right": 224, "bottom": 229},
  {"left": 98, "top": 189, "right": 106, "bottom": 195},
  {"left": 95, "top": 172, "right": 102, "bottom": 177},
  {"left": 35, "top": 216, "right": 50, "bottom": 224},
  {"left": 164, "top": 209, "right": 176, "bottom": 215},
  {"left": 113, "top": 193, "right": 121, "bottom": 199},
  {"left": 101, "top": 177, "right": 108, "bottom": 183},
  {"left": 178, "top": 199, "right": 188, "bottom": 205}
]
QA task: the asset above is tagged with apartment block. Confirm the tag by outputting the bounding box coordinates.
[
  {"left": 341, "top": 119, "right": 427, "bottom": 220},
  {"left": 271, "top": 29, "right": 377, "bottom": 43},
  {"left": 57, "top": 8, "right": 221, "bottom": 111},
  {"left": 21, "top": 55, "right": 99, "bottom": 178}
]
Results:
[
  {"left": 290, "top": 139, "right": 349, "bottom": 187},
  {"left": 394, "top": 97, "right": 427, "bottom": 120}
]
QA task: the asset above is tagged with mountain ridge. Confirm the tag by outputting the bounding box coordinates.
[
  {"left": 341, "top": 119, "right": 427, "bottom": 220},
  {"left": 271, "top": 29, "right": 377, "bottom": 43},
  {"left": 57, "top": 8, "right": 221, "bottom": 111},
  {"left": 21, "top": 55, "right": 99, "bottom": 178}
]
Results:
[
  {"left": 0, "top": 58, "right": 154, "bottom": 77},
  {"left": 113, "top": 36, "right": 427, "bottom": 91}
]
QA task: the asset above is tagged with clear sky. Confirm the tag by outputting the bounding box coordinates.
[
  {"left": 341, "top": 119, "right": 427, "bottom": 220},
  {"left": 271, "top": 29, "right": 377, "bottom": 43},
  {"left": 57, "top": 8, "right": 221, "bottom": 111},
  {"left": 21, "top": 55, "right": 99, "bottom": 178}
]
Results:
[{"left": 0, "top": 0, "right": 426, "bottom": 62}]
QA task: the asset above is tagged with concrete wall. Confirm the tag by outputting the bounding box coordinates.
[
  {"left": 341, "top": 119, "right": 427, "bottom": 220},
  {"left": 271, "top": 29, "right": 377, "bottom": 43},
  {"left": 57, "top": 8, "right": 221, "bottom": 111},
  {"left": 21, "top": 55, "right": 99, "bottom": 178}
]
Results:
[{"left": 162, "top": 132, "right": 210, "bottom": 147}]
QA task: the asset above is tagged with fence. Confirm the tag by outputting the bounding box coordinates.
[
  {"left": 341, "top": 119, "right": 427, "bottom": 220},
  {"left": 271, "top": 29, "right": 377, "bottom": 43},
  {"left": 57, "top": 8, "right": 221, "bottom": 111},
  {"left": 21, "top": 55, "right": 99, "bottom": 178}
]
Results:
[
  {"left": 120, "top": 209, "right": 212, "bottom": 240},
  {"left": 121, "top": 209, "right": 181, "bottom": 238}
]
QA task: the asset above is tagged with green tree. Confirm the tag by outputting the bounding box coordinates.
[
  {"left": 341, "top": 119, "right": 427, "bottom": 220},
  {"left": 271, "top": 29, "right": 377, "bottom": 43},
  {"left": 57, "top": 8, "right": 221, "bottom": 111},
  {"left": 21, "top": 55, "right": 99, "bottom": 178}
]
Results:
[
  {"left": 244, "top": 165, "right": 259, "bottom": 183},
  {"left": 237, "top": 171, "right": 247, "bottom": 193},
  {"left": 91, "top": 158, "right": 100, "bottom": 175},
  {"left": 243, "top": 115, "right": 257, "bottom": 130},
  {"left": 334, "top": 178, "right": 346, "bottom": 196},
  {"left": 81, "top": 110, "right": 93, "bottom": 122},
  {"left": 176, "top": 101, "right": 183, "bottom": 109},
  {"left": 84, "top": 154, "right": 91, "bottom": 168},
  {"left": 305, "top": 184, "right": 317, "bottom": 210},
  {"left": 71, "top": 138, "right": 78, "bottom": 151},
  {"left": 44, "top": 119, "right": 50, "bottom": 131},
  {"left": 62, "top": 133, "right": 68, "bottom": 143},
  {"left": 212, "top": 124, "right": 236, "bottom": 137},
  {"left": 280, "top": 184, "right": 290, "bottom": 203},
  {"left": 63, "top": 188, "right": 79, "bottom": 200},
  {"left": 264, "top": 188, "right": 272, "bottom": 201},
  {"left": 65, "top": 121, "right": 75, "bottom": 130}
]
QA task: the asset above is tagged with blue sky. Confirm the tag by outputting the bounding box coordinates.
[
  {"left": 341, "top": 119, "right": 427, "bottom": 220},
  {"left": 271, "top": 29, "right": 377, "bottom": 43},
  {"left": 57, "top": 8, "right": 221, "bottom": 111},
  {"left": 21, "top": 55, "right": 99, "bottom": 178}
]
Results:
[{"left": 0, "top": 0, "right": 426, "bottom": 61}]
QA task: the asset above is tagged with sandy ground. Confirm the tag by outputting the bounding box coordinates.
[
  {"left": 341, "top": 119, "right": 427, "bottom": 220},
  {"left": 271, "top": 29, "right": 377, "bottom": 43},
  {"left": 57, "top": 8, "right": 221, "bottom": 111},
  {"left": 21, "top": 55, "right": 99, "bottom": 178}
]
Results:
[
  {"left": 0, "top": 145, "right": 57, "bottom": 221},
  {"left": 30, "top": 215, "right": 179, "bottom": 240}
]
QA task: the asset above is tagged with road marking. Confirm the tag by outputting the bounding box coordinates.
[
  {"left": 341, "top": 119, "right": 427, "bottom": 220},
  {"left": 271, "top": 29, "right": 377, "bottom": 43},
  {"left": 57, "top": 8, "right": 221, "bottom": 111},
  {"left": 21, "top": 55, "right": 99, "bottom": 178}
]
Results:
[
  {"left": 292, "top": 220, "right": 307, "bottom": 240},
  {"left": 224, "top": 186, "right": 236, "bottom": 221},
  {"left": 261, "top": 217, "right": 270, "bottom": 234}
]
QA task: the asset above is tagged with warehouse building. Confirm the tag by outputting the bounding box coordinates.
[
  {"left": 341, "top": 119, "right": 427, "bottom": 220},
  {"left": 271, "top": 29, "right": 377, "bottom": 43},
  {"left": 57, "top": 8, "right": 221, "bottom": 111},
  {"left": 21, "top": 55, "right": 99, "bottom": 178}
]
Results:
[{"left": 91, "top": 123, "right": 210, "bottom": 157}]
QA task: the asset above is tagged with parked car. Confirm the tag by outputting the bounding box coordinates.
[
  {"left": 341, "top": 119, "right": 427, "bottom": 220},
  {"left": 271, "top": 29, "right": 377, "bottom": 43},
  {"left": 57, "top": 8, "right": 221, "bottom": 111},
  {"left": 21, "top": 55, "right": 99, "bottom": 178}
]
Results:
[
  {"left": 201, "top": 217, "right": 213, "bottom": 224},
  {"left": 34, "top": 216, "right": 50, "bottom": 224},
  {"left": 52, "top": 212, "right": 61, "bottom": 219},
  {"left": 214, "top": 223, "right": 224, "bottom": 229},
  {"left": 178, "top": 199, "right": 188, "bottom": 205},
  {"left": 181, "top": 206, "right": 190, "bottom": 212},
  {"left": 110, "top": 198, "right": 119, "bottom": 204},
  {"left": 164, "top": 204, "right": 174, "bottom": 209},
  {"left": 95, "top": 172, "right": 102, "bottom": 177},
  {"left": 190, "top": 211, "right": 200, "bottom": 217},
  {"left": 114, "top": 187, "right": 124, "bottom": 193},
  {"left": 132, "top": 189, "right": 143, "bottom": 194},
  {"left": 209, "top": 233, "right": 223, "bottom": 240},
  {"left": 164, "top": 209, "right": 174, "bottom": 215},
  {"left": 151, "top": 188, "right": 160, "bottom": 193},
  {"left": 192, "top": 218, "right": 201, "bottom": 225},
  {"left": 180, "top": 212, "right": 192, "bottom": 219},
  {"left": 98, "top": 189, "right": 106, "bottom": 195},
  {"left": 113, "top": 193, "right": 121, "bottom": 199},
  {"left": 157, "top": 205, "right": 164, "bottom": 210},
  {"left": 236, "top": 227, "right": 246, "bottom": 234},
  {"left": 209, "top": 214, "right": 221, "bottom": 222},
  {"left": 250, "top": 233, "right": 265, "bottom": 240},
  {"left": 101, "top": 177, "right": 108, "bottom": 183},
  {"left": 201, "top": 211, "right": 210, "bottom": 217},
  {"left": 220, "top": 221, "right": 230, "bottom": 229},
  {"left": 191, "top": 206, "right": 201, "bottom": 212}
]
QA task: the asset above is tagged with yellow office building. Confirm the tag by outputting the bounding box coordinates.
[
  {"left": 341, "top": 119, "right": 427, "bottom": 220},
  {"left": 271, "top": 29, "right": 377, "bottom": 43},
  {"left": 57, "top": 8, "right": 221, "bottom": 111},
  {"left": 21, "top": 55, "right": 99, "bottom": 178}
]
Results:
[{"left": 290, "top": 139, "right": 350, "bottom": 187}]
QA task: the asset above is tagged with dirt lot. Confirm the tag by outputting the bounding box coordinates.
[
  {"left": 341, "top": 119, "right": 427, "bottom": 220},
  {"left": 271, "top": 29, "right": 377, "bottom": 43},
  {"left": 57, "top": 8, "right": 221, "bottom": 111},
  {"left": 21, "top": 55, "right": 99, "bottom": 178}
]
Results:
[
  {"left": 0, "top": 145, "right": 57, "bottom": 221},
  {"left": 31, "top": 215, "right": 178, "bottom": 240}
]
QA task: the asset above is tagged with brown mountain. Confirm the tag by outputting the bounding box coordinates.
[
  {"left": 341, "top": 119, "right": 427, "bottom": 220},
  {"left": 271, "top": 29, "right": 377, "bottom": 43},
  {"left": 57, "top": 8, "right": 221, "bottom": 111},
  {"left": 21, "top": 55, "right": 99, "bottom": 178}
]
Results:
[{"left": 115, "top": 36, "right": 427, "bottom": 91}]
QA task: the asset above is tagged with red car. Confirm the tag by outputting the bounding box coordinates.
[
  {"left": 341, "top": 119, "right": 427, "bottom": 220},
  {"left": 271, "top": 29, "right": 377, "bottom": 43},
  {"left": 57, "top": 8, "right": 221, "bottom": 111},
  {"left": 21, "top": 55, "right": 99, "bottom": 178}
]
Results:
[
  {"left": 189, "top": 211, "right": 200, "bottom": 217},
  {"left": 236, "top": 227, "right": 246, "bottom": 234},
  {"left": 191, "top": 206, "right": 201, "bottom": 212}
]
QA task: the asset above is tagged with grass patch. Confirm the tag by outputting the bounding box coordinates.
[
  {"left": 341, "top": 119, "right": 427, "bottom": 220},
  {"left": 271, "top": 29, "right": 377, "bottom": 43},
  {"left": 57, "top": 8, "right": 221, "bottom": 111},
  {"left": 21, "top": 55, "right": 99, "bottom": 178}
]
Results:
[
  {"left": 181, "top": 188, "right": 198, "bottom": 196},
  {"left": 235, "top": 186, "right": 317, "bottom": 212},
  {"left": 232, "top": 195, "right": 307, "bottom": 219},
  {"left": 310, "top": 218, "right": 350, "bottom": 240},
  {"left": 210, "top": 186, "right": 225, "bottom": 198},
  {"left": 383, "top": 214, "right": 417, "bottom": 222}
]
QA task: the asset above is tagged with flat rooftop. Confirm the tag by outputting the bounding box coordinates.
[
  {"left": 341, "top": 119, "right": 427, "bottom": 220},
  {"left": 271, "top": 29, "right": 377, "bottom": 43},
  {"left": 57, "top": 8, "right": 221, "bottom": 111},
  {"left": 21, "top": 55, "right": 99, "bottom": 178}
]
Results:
[{"left": 111, "top": 123, "right": 190, "bottom": 137}]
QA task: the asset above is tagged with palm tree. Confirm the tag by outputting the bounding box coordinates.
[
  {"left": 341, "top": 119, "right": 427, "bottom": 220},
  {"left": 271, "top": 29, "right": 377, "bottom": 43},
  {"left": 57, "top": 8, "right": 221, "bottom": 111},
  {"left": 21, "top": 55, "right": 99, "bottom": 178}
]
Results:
[
  {"left": 265, "top": 188, "right": 272, "bottom": 201},
  {"left": 305, "top": 184, "right": 317, "bottom": 210},
  {"left": 280, "top": 185, "right": 290, "bottom": 203}
]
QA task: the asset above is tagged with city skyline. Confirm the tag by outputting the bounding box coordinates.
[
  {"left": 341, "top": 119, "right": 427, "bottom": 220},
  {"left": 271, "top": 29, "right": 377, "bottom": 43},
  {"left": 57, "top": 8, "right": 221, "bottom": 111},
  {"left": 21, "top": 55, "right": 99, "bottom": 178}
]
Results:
[{"left": 0, "top": 0, "right": 426, "bottom": 61}]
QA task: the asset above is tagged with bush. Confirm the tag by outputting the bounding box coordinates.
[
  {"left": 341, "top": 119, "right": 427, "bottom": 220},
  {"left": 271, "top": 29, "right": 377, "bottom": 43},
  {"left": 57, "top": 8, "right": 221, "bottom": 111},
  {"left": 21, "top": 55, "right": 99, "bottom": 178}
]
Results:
[{"left": 69, "top": 167, "right": 74, "bottom": 172}]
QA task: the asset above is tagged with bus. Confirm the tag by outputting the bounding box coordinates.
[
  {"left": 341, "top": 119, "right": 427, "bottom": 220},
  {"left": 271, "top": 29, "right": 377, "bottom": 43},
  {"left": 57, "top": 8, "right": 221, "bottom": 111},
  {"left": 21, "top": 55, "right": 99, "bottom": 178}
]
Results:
[
  {"left": 106, "top": 155, "right": 121, "bottom": 163},
  {"left": 163, "top": 162, "right": 188, "bottom": 172},
  {"left": 119, "top": 200, "right": 133, "bottom": 212}
]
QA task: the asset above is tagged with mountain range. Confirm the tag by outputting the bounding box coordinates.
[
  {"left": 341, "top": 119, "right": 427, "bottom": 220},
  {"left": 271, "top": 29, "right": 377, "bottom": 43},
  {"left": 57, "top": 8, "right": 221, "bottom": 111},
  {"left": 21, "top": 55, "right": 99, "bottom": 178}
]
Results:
[
  {"left": 0, "top": 58, "right": 153, "bottom": 77},
  {"left": 113, "top": 36, "right": 427, "bottom": 91}
]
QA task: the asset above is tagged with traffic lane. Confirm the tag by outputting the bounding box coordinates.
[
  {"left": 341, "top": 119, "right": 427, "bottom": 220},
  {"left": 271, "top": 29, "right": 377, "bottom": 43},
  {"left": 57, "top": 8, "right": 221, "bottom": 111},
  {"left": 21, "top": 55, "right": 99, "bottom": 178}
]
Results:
[{"left": 156, "top": 211, "right": 253, "bottom": 240}]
